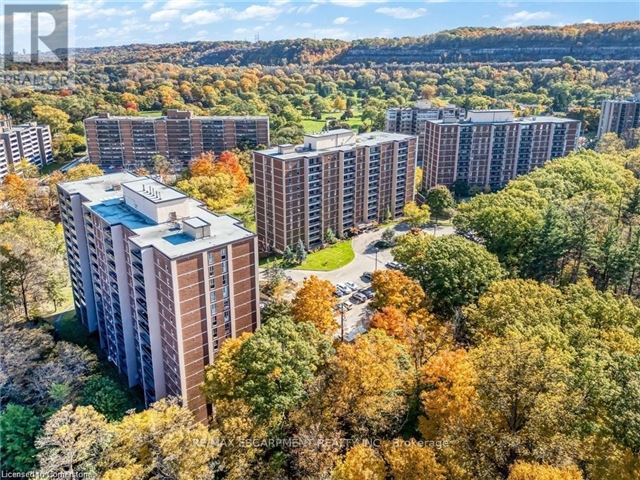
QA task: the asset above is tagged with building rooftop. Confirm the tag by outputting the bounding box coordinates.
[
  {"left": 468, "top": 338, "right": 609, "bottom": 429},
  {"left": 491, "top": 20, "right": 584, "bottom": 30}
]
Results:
[
  {"left": 257, "top": 130, "right": 415, "bottom": 160},
  {"left": 86, "top": 111, "right": 268, "bottom": 122},
  {"left": 429, "top": 110, "right": 579, "bottom": 126},
  {"left": 59, "top": 173, "right": 254, "bottom": 258}
]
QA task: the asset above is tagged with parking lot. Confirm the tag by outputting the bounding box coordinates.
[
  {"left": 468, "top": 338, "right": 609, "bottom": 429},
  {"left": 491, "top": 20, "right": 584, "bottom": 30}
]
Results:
[{"left": 260, "top": 223, "right": 455, "bottom": 340}]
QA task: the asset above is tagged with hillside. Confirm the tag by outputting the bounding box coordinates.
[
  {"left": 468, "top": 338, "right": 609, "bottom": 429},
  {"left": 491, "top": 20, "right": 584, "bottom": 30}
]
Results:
[{"left": 72, "top": 22, "right": 640, "bottom": 66}]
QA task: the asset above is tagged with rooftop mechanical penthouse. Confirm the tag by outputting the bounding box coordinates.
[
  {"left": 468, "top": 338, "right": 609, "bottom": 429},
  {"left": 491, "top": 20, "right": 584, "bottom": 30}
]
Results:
[
  {"left": 57, "top": 173, "right": 260, "bottom": 421},
  {"left": 253, "top": 129, "right": 417, "bottom": 253}
]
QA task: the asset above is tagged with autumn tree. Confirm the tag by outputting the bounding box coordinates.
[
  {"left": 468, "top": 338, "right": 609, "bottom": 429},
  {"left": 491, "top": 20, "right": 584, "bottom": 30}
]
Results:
[
  {"left": 324, "top": 330, "right": 411, "bottom": 438},
  {"left": 64, "top": 163, "right": 104, "bottom": 182},
  {"left": 33, "top": 105, "right": 71, "bottom": 134},
  {"left": 189, "top": 151, "right": 216, "bottom": 177},
  {"left": 370, "top": 270, "right": 425, "bottom": 315},
  {"left": 403, "top": 201, "right": 430, "bottom": 228},
  {"left": 101, "top": 399, "right": 218, "bottom": 480},
  {"left": 508, "top": 462, "right": 583, "bottom": 480},
  {"left": 382, "top": 439, "right": 446, "bottom": 480},
  {"left": 371, "top": 306, "right": 413, "bottom": 340},
  {"left": 152, "top": 154, "right": 171, "bottom": 180},
  {"left": 333, "top": 443, "right": 386, "bottom": 480},
  {"left": 1, "top": 173, "right": 32, "bottom": 212},
  {"left": 36, "top": 405, "right": 109, "bottom": 478},
  {"left": 292, "top": 275, "right": 337, "bottom": 335},
  {"left": 596, "top": 132, "right": 626, "bottom": 154}
]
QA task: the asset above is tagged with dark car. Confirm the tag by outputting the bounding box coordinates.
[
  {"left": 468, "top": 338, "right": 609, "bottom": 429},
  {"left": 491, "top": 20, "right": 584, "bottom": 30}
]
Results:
[
  {"left": 362, "top": 287, "right": 374, "bottom": 299},
  {"left": 361, "top": 271, "right": 373, "bottom": 281}
]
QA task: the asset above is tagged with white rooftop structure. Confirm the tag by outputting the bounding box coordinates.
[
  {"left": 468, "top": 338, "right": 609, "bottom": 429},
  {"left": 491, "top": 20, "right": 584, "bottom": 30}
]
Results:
[{"left": 59, "top": 173, "right": 254, "bottom": 258}]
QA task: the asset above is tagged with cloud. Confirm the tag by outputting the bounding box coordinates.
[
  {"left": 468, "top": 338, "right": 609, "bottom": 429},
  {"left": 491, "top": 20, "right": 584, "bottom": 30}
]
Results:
[
  {"left": 180, "top": 5, "right": 281, "bottom": 25},
  {"left": 504, "top": 10, "right": 552, "bottom": 26},
  {"left": 581, "top": 18, "right": 598, "bottom": 24},
  {"left": 164, "top": 0, "right": 201, "bottom": 10},
  {"left": 333, "top": 16, "right": 349, "bottom": 24},
  {"left": 288, "top": 4, "right": 318, "bottom": 14},
  {"left": 498, "top": 1, "right": 518, "bottom": 7},
  {"left": 142, "top": 0, "right": 156, "bottom": 9},
  {"left": 375, "top": 6, "right": 426, "bottom": 19},
  {"left": 425, "top": 0, "right": 448, "bottom": 3},
  {"left": 329, "top": 0, "right": 386, "bottom": 7},
  {"left": 150, "top": 9, "right": 180, "bottom": 21}
]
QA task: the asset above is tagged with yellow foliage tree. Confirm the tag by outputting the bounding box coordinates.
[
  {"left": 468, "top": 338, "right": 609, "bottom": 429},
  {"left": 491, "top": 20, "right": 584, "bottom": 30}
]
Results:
[
  {"left": 333, "top": 444, "right": 386, "bottom": 480},
  {"left": 370, "top": 306, "right": 415, "bottom": 341},
  {"left": 508, "top": 462, "right": 583, "bottom": 480},
  {"left": 371, "top": 270, "right": 425, "bottom": 315},
  {"left": 292, "top": 275, "right": 337, "bottom": 335},
  {"left": 189, "top": 152, "right": 217, "bottom": 177},
  {"left": 382, "top": 439, "right": 446, "bottom": 480}
]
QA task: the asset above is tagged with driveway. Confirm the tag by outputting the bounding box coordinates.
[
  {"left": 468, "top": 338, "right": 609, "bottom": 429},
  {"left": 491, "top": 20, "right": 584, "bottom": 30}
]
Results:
[{"left": 260, "top": 222, "right": 455, "bottom": 340}]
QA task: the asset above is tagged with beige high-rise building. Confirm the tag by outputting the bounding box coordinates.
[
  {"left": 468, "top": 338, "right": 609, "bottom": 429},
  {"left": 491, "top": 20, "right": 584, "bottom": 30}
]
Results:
[
  {"left": 597, "top": 99, "right": 640, "bottom": 139},
  {"left": 84, "top": 109, "right": 270, "bottom": 169},
  {"left": 57, "top": 173, "right": 260, "bottom": 421},
  {"left": 422, "top": 110, "right": 581, "bottom": 191},
  {"left": 254, "top": 129, "right": 416, "bottom": 253}
]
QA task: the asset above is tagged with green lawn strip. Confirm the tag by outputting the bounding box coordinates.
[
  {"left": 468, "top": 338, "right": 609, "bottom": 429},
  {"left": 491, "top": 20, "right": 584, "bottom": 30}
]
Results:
[{"left": 294, "top": 239, "right": 355, "bottom": 271}]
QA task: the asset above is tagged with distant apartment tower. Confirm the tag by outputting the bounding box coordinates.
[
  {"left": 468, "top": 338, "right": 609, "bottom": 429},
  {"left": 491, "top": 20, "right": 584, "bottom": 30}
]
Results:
[
  {"left": 254, "top": 129, "right": 416, "bottom": 252},
  {"left": 84, "top": 109, "right": 270, "bottom": 169},
  {"left": 597, "top": 99, "right": 640, "bottom": 139},
  {"left": 57, "top": 173, "right": 260, "bottom": 421},
  {"left": 422, "top": 110, "right": 581, "bottom": 191},
  {"left": 385, "top": 101, "right": 464, "bottom": 167},
  {"left": 0, "top": 121, "right": 53, "bottom": 180}
]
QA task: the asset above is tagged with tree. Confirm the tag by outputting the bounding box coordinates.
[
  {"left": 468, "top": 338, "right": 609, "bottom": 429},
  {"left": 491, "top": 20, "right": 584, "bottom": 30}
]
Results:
[
  {"left": 333, "top": 444, "right": 386, "bottom": 480},
  {"left": 382, "top": 439, "right": 446, "bottom": 480},
  {"left": 17, "top": 158, "right": 39, "bottom": 178},
  {"left": 424, "top": 185, "right": 455, "bottom": 225},
  {"left": 508, "top": 462, "right": 583, "bottom": 480},
  {"left": 0, "top": 404, "right": 41, "bottom": 472},
  {"left": 370, "top": 306, "right": 413, "bottom": 341},
  {"left": 152, "top": 154, "right": 171, "bottom": 180},
  {"left": 80, "top": 375, "right": 132, "bottom": 421},
  {"left": 596, "top": 132, "right": 626, "bottom": 154},
  {"left": 54, "top": 133, "right": 85, "bottom": 162},
  {"left": 204, "top": 316, "right": 332, "bottom": 423},
  {"left": 381, "top": 227, "right": 395, "bottom": 244},
  {"left": 0, "top": 215, "right": 67, "bottom": 321},
  {"left": 102, "top": 399, "right": 218, "bottom": 480},
  {"left": 189, "top": 152, "right": 216, "bottom": 177},
  {"left": 295, "top": 239, "right": 307, "bottom": 264},
  {"left": 325, "top": 227, "right": 337, "bottom": 244},
  {"left": 371, "top": 270, "right": 425, "bottom": 315},
  {"left": 33, "top": 105, "right": 71, "bottom": 134},
  {"left": 282, "top": 245, "right": 295, "bottom": 265},
  {"left": 1, "top": 173, "right": 31, "bottom": 212},
  {"left": 292, "top": 276, "right": 337, "bottom": 335},
  {"left": 176, "top": 173, "right": 236, "bottom": 210},
  {"left": 36, "top": 405, "right": 109, "bottom": 479},
  {"left": 403, "top": 201, "right": 430, "bottom": 228},
  {"left": 64, "top": 163, "right": 104, "bottom": 182},
  {"left": 397, "top": 235, "right": 503, "bottom": 316},
  {"left": 324, "top": 330, "right": 411, "bottom": 438}
]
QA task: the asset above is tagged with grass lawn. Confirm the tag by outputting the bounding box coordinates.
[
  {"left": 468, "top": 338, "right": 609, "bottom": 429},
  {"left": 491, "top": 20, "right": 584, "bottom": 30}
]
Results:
[
  {"left": 301, "top": 111, "right": 366, "bottom": 133},
  {"left": 294, "top": 239, "right": 355, "bottom": 271}
]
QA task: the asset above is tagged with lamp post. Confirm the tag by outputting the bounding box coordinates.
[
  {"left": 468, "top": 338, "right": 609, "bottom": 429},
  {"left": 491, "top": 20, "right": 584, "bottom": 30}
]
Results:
[{"left": 374, "top": 246, "right": 379, "bottom": 271}]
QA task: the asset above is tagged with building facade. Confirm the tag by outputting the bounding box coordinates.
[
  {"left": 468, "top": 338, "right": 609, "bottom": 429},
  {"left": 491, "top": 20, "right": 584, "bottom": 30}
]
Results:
[
  {"left": 0, "top": 121, "right": 53, "bottom": 180},
  {"left": 254, "top": 129, "right": 416, "bottom": 252},
  {"left": 58, "top": 173, "right": 260, "bottom": 421},
  {"left": 385, "top": 102, "right": 464, "bottom": 167},
  {"left": 84, "top": 109, "right": 270, "bottom": 169},
  {"left": 597, "top": 99, "right": 640, "bottom": 139},
  {"left": 422, "top": 110, "right": 581, "bottom": 191}
]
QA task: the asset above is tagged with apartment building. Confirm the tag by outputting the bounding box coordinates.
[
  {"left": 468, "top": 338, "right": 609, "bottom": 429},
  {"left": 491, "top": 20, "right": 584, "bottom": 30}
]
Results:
[
  {"left": 58, "top": 173, "right": 260, "bottom": 421},
  {"left": 84, "top": 109, "right": 270, "bottom": 169},
  {"left": 385, "top": 101, "right": 464, "bottom": 167},
  {"left": 597, "top": 99, "right": 640, "bottom": 139},
  {"left": 0, "top": 121, "right": 53, "bottom": 180},
  {"left": 422, "top": 110, "right": 581, "bottom": 190},
  {"left": 254, "top": 129, "right": 416, "bottom": 253}
]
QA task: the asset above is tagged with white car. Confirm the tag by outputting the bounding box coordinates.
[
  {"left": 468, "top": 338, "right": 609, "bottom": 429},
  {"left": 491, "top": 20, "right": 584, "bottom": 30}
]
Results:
[{"left": 345, "top": 281, "right": 358, "bottom": 291}]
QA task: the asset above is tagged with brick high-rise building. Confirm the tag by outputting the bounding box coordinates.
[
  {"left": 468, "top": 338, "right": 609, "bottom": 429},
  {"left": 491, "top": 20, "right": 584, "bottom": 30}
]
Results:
[
  {"left": 254, "top": 129, "right": 416, "bottom": 252},
  {"left": 0, "top": 121, "right": 53, "bottom": 180},
  {"left": 597, "top": 99, "right": 640, "bottom": 139},
  {"left": 57, "top": 173, "right": 260, "bottom": 421},
  {"left": 422, "top": 110, "right": 581, "bottom": 191},
  {"left": 84, "top": 109, "right": 270, "bottom": 169},
  {"left": 385, "top": 101, "right": 464, "bottom": 167}
]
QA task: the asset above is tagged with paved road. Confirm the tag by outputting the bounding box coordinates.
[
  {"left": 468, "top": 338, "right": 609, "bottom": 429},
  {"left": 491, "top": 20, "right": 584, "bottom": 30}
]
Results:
[{"left": 262, "top": 222, "right": 455, "bottom": 340}]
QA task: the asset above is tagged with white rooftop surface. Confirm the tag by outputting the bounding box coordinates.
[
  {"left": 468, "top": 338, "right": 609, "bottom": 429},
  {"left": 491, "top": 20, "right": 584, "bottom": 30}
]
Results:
[
  {"left": 258, "top": 130, "right": 415, "bottom": 160},
  {"left": 59, "top": 172, "right": 138, "bottom": 202},
  {"left": 60, "top": 173, "right": 254, "bottom": 258}
]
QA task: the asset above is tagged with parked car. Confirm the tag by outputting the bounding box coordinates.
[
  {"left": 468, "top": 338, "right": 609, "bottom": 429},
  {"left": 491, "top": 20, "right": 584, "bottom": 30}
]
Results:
[
  {"left": 386, "top": 261, "right": 403, "bottom": 270},
  {"left": 362, "top": 287, "right": 374, "bottom": 299},
  {"left": 374, "top": 240, "right": 393, "bottom": 249},
  {"left": 345, "top": 281, "right": 358, "bottom": 291},
  {"left": 351, "top": 292, "right": 367, "bottom": 303},
  {"left": 361, "top": 272, "right": 373, "bottom": 281},
  {"left": 336, "top": 302, "right": 353, "bottom": 312}
]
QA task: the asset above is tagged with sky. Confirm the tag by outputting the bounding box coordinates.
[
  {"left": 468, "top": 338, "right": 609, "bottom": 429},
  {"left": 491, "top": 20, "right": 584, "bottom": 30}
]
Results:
[{"left": 2, "top": 0, "right": 639, "bottom": 51}]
